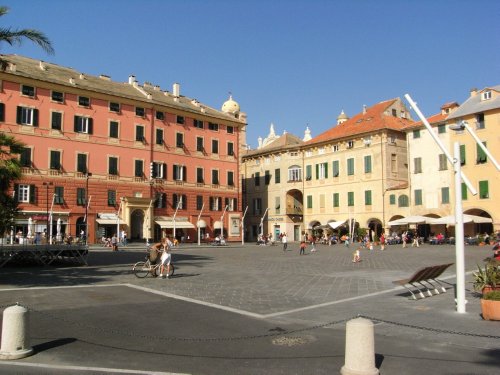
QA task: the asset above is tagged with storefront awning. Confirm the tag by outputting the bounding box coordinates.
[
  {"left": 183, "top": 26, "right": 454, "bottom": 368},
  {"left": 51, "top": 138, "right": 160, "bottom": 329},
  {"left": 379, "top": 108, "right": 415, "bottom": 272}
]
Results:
[
  {"left": 96, "top": 218, "right": 124, "bottom": 225},
  {"left": 155, "top": 219, "right": 195, "bottom": 229},
  {"left": 197, "top": 219, "right": 207, "bottom": 228},
  {"left": 213, "top": 221, "right": 222, "bottom": 229}
]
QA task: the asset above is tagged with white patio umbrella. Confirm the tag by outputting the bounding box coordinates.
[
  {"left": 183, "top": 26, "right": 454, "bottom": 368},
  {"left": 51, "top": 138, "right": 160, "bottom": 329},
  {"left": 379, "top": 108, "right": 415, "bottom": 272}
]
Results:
[
  {"left": 56, "top": 218, "right": 62, "bottom": 242},
  {"left": 27, "top": 217, "right": 33, "bottom": 238},
  {"left": 387, "top": 215, "right": 436, "bottom": 226},
  {"left": 431, "top": 214, "right": 493, "bottom": 225},
  {"left": 328, "top": 220, "right": 346, "bottom": 230}
]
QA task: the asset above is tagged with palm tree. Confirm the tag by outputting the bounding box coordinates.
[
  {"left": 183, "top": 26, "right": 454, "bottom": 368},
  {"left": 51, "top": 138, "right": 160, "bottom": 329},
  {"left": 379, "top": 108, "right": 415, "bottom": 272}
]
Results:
[{"left": 0, "top": 6, "right": 54, "bottom": 69}]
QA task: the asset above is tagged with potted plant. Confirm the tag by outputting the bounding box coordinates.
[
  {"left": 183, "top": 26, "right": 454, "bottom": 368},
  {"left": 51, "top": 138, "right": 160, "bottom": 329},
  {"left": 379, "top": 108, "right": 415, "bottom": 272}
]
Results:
[
  {"left": 481, "top": 290, "right": 500, "bottom": 321},
  {"left": 472, "top": 258, "right": 500, "bottom": 294}
]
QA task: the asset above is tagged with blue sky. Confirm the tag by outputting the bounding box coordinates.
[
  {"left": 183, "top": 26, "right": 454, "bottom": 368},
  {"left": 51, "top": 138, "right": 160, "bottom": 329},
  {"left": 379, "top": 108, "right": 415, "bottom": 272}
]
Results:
[{"left": 1, "top": 0, "right": 499, "bottom": 148}]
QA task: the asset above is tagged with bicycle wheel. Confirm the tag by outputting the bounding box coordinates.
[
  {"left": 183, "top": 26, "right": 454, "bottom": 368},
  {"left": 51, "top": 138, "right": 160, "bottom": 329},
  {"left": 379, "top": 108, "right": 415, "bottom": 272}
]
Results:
[
  {"left": 167, "top": 264, "right": 175, "bottom": 277},
  {"left": 133, "top": 261, "right": 150, "bottom": 278}
]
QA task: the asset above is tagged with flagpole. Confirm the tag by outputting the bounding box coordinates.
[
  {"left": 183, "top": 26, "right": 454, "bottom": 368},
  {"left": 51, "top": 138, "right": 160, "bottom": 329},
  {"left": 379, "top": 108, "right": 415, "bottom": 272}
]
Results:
[{"left": 49, "top": 193, "right": 56, "bottom": 244}]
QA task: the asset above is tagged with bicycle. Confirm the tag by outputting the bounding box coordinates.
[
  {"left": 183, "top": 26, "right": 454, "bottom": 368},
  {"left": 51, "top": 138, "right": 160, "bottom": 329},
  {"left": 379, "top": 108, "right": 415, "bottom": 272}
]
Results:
[{"left": 132, "top": 246, "right": 175, "bottom": 278}]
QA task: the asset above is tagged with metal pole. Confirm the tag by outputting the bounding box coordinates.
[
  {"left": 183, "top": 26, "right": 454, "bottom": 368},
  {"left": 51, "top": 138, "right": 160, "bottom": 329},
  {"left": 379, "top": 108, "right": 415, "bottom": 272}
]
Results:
[
  {"left": 173, "top": 197, "right": 182, "bottom": 241},
  {"left": 454, "top": 142, "right": 466, "bottom": 313},
  {"left": 197, "top": 203, "right": 204, "bottom": 246},
  {"left": 221, "top": 205, "right": 228, "bottom": 242},
  {"left": 49, "top": 194, "right": 55, "bottom": 245},
  {"left": 260, "top": 207, "right": 269, "bottom": 239},
  {"left": 85, "top": 173, "right": 92, "bottom": 245},
  {"left": 241, "top": 206, "right": 248, "bottom": 245}
]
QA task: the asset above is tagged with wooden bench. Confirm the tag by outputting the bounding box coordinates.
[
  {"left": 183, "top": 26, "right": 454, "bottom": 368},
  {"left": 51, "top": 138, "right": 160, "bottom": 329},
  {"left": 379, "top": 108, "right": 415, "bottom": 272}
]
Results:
[{"left": 392, "top": 263, "right": 454, "bottom": 300}]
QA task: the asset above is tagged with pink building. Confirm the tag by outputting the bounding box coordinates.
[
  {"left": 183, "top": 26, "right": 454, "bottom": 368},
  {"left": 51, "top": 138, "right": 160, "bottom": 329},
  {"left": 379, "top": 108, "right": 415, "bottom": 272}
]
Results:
[{"left": 0, "top": 55, "right": 247, "bottom": 244}]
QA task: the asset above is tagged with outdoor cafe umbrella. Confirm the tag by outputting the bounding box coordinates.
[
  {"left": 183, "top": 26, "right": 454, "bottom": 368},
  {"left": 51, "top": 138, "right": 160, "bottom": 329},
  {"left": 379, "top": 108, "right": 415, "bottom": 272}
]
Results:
[
  {"left": 328, "top": 220, "right": 346, "bottom": 230},
  {"left": 431, "top": 214, "right": 493, "bottom": 225},
  {"left": 56, "top": 218, "right": 62, "bottom": 242},
  {"left": 387, "top": 215, "right": 435, "bottom": 226},
  {"left": 27, "top": 217, "right": 33, "bottom": 238}
]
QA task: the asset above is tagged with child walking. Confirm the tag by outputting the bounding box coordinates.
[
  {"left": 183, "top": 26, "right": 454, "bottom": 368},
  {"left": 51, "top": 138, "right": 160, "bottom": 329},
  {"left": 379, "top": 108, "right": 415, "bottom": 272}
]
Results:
[{"left": 299, "top": 241, "right": 306, "bottom": 255}]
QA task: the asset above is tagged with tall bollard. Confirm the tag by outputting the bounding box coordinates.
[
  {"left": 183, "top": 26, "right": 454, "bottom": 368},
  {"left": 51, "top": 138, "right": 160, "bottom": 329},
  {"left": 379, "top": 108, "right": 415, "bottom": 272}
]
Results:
[
  {"left": 341, "top": 317, "right": 379, "bottom": 375},
  {"left": 0, "top": 304, "right": 34, "bottom": 360}
]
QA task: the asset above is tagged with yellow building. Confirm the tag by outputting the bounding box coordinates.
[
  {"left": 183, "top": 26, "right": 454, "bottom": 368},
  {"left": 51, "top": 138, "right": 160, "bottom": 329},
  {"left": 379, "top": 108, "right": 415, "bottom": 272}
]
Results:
[{"left": 447, "top": 86, "right": 500, "bottom": 234}]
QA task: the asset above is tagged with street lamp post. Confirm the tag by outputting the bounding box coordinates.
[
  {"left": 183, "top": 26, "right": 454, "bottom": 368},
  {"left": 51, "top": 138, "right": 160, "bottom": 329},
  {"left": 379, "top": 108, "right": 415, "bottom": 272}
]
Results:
[
  {"left": 42, "top": 182, "right": 53, "bottom": 244},
  {"left": 85, "top": 173, "right": 92, "bottom": 245}
]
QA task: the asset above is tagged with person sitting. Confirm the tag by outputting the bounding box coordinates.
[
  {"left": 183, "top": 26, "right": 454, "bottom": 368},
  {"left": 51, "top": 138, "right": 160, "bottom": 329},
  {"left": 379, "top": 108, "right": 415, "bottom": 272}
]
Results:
[{"left": 436, "top": 233, "right": 444, "bottom": 244}]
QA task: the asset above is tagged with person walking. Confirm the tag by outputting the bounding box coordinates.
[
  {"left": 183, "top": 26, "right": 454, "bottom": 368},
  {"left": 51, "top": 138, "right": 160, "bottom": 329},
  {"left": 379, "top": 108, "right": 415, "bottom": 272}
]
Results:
[
  {"left": 299, "top": 241, "right": 306, "bottom": 255},
  {"left": 380, "top": 232, "right": 386, "bottom": 251},
  {"left": 412, "top": 232, "right": 420, "bottom": 248},
  {"left": 282, "top": 233, "right": 288, "bottom": 251},
  {"left": 309, "top": 234, "right": 317, "bottom": 253},
  {"left": 111, "top": 233, "right": 118, "bottom": 251},
  {"left": 402, "top": 231, "right": 408, "bottom": 248}
]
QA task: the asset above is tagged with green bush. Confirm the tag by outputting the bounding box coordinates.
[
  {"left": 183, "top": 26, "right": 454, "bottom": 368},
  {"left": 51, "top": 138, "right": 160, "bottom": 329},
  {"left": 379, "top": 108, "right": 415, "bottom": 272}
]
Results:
[
  {"left": 472, "top": 258, "right": 500, "bottom": 291},
  {"left": 482, "top": 290, "right": 500, "bottom": 301}
]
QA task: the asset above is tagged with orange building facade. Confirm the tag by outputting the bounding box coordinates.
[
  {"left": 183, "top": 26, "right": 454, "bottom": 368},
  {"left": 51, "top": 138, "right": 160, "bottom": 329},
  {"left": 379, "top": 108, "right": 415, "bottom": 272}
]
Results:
[{"left": 0, "top": 55, "right": 247, "bottom": 244}]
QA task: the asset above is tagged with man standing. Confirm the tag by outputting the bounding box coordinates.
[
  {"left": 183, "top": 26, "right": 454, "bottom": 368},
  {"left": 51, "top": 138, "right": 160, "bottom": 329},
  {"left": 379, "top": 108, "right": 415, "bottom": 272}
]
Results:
[
  {"left": 282, "top": 233, "right": 288, "bottom": 251},
  {"left": 111, "top": 233, "right": 118, "bottom": 251}
]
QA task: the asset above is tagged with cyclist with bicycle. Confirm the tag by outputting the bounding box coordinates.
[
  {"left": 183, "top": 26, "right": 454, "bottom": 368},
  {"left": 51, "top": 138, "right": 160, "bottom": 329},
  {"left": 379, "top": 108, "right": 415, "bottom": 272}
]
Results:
[{"left": 153, "top": 237, "right": 173, "bottom": 279}]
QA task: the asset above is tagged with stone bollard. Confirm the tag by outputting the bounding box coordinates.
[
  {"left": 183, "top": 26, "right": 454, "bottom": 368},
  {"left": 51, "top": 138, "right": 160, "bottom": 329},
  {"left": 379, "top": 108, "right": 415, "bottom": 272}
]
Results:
[
  {"left": 340, "top": 317, "right": 379, "bottom": 375},
  {"left": 0, "top": 304, "right": 34, "bottom": 360}
]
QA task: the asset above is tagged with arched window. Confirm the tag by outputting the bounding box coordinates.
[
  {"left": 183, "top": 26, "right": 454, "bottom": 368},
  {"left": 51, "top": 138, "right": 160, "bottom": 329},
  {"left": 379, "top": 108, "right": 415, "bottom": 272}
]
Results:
[
  {"left": 398, "top": 195, "right": 409, "bottom": 207},
  {"left": 288, "top": 165, "right": 302, "bottom": 182}
]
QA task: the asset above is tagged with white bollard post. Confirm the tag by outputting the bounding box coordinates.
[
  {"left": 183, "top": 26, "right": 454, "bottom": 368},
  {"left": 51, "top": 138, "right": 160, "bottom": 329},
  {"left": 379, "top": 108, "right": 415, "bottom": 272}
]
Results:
[
  {"left": 341, "top": 317, "right": 379, "bottom": 375},
  {"left": 0, "top": 304, "right": 34, "bottom": 360}
]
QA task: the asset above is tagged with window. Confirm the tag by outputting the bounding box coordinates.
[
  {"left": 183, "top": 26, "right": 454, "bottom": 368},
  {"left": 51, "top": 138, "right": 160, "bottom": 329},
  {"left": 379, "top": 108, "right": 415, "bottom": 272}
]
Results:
[
  {"left": 196, "top": 167, "right": 204, "bottom": 183},
  {"left": 173, "top": 165, "right": 186, "bottom": 181},
  {"left": 254, "top": 172, "right": 260, "bottom": 186},
  {"left": 225, "top": 197, "right": 237, "bottom": 211},
  {"left": 107, "top": 121, "right": 118, "bottom": 138},
  {"left": 461, "top": 182, "right": 467, "bottom": 200},
  {"left": 479, "top": 180, "right": 489, "bottom": 199},
  {"left": 398, "top": 195, "right": 409, "bottom": 207},
  {"left": 391, "top": 154, "right": 397, "bottom": 173},
  {"left": 77, "top": 153, "right": 87, "bottom": 174},
  {"left": 193, "top": 119, "right": 204, "bottom": 129},
  {"left": 317, "top": 162, "right": 328, "bottom": 179},
  {"left": 107, "top": 190, "right": 116, "bottom": 206},
  {"left": 77, "top": 188, "right": 86, "bottom": 206},
  {"left": 306, "top": 195, "right": 313, "bottom": 209},
  {"left": 227, "top": 142, "right": 234, "bottom": 156},
  {"left": 438, "top": 124, "right": 446, "bottom": 134},
  {"left": 50, "top": 150, "right": 61, "bottom": 170},
  {"left": 156, "top": 111, "right": 165, "bottom": 120},
  {"left": 305, "top": 165, "right": 312, "bottom": 180},
  {"left": 51, "top": 112, "right": 62, "bottom": 130},
  {"left": 365, "top": 190, "right": 372, "bottom": 205},
  {"left": 332, "top": 144, "right": 339, "bottom": 152},
  {"left": 288, "top": 165, "right": 302, "bottom": 181},
  {"left": 441, "top": 187, "right": 450, "bottom": 204},
  {"left": 174, "top": 133, "right": 183, "bottom": 147},
  {"left": 332, "top": 160, "right": 339, "bottom": 177},
  {"left": 347, "top": 192, "right": 354, "bottom": 206},
  {"left": 208, "top": 122, "right": 218, "bottom": 131},
  {"left": 227, "top": 125, "right": 234, "bottom": 134},
  {"left": 460, "top": 144, "right": 466, "bottom": 165},
  {"left": 109, "top": 102, "right": 120, "bottom": 113},
  {"left": 347, "top": 140, "right": 354, "bottom": 149},
  {"left": 481, "top": 91, "right": 492, "bottom": 101},
  {"left": 108, "top": 156, "right": 118, "bottom": 175},
  {"left": 212, "top": 139, "right": 219, "bottom": 154},
  {"left": 54, "top": 186, "right": 64, "bottom": 204},
  {"left": 228, "top": 171, "right": 234, "bottom": 186},
  {"left": 16, "top": 106, "right": 38, "bottom": 126},
  {"left": 74, "top": 116, "right": 93, "bottom": 134},
  {"left": 20, "top": 147, "right": 31, "bottom": 167},
  {"left": 265, "top": 170, "right": 271, "bottom": 185},
  {"left": 275, "top": 196, "right": 280, "bottom": 214},
  {"left": 0, "top": 103, "right": 4, "bottom": 122},
  {"left": 364, "top": 155, "right": 372, "bottom": 173},
  {"left": 413, "top": 129, "right": 420, "bottom": 139},
  {"left": 414, "top": 157, "right": 422, "bottom": 174},
  {"left": 389, "top": 194, "right": 395, "bottom": 205},
  {"left": 51, "top": 91, "right": 64, "bottom": 103},
  {"left": 275, "top": 168, "right": 280, "bottom": 184},
  {"left": 156, "top": 128, "right": 164, "bottom": 145},
  {"left": 210, "top": 196, "right": 222, "bottom": 211},
  {"left": 16, "top": 184, "right": 33, "bottom": 203},
  {"left": 476, "top": 113, "right": 485, "bottom": 129},
  {"left": 151, "top": 162, "right": 166, "bottom": 179},
  {"left": 414, "top": 189, "right": 422, "bottom": 205},
  {"left": 136, "top": 125, "right": 145, "bottom": 142},
  {"left": 136, "top": 107, "right": 145, "bottom": 117},
  {"left": 78, "top": 96, "right": 90, "bottom": 107},
  {"left": 476, "top": 142, "right": 487, "bottom": 164},
  {"left": 438, "top": 154, "right": 448, "bottom": 171},
  {"left": 333, "top": 193, "right": 339, "bottom": 207},
  {"left": 196, "top": 195, "right": 203, "bottom": 210},
  {"left": 176, "top": 115, "right": 184, "bottom": 124},
  {"left": 135, "top": 160, "right": 144, "bottom": 178},
  {"left": 173, "top": 194, "right": 186, "bottom": 209},
  {"left": 21, "top": 84, "right": 35, "bottom": 97},
  {"left": 212, "top": 169, "right": 219, "bottom": 185},
  {"left": 155, "top": 192, "right": 167, "bottom": 208},
  {"left": 347, "top": 158, "right": 354, "bottom": 176},
  {"left": 253, "top": 198, "right": 262, "bottom": 215},
  {"left": 196, "top": 137, "right": 204, "bottom": 152}
]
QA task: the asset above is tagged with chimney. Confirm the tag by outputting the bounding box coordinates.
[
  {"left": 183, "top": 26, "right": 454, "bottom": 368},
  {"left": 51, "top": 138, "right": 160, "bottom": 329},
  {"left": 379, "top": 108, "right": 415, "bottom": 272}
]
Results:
[
  {"left": 470, "top": 88, "right": 478, "bottom": 97},
  {"left": 173, "top": 83, "right": 180, "bottom": 97},
  {"left": 362, "top": 105, "right": 367, "bottom": 114},
  {"left": 69, "top": 77, "right": 75, "bottom": 85},
  {"left": 99, "top": 74, "right": 111, "bottom": 81},
  {"left": 128, "top": 75, "right": 136, "bottom": 85},
  {"left": 79, "top": 73, "right": 85, "bottom": 80},
  {"left": 9, "top": 63, "right": 16, "bottom": 72},
  {"left": 39, "top": 61, "right": 46, "bottom": 70},
  {"left": 154, "top": 85, "right": 160, "bottom": 91}
]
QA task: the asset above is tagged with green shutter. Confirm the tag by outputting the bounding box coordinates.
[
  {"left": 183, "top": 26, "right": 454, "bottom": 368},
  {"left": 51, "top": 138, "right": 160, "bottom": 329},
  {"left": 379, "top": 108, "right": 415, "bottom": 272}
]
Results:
[
  {"left": 365, "top": 190, "right": 372, "bottom": 205},
  {"left": 389, "top": 194, "right": 395, "bottom": 205},
  {"left": 476, "top": 142, "right": 487, "bottom": 163},
  {"left": 29, "top": 185, "right": 36, "bottom": 203},
  {"left": 461, "top": 182, "right": 467, "bottom": 200},
  {"left": 307, "top": 195, "right": 312, "bottom": 209},
  {"left": 460, "top": 144, "right": 466, "bottom": 165},
  {"left": 306, "top": 165, "right": 312, "bottom": 180},
  {"left": 441, "top": 187, "right": 450, "bottom": 204},
  {"left": 479, "top": 180, "right": 489, "bottom": 199},
  {"left": 333, "top": 193, "right": 339, "bottom": 207},
  {"left": 324, "top": 163, "right": 328, "bottom": 178},
  {"left": 0, "top": 103, "right": 5, "bottom": 122},
  {"left": 415, "top": 189, "right": 422, "bottom": 205},
  {"left": 333, "top": 161, "right": 339, "bottom": 177},
  {"left": 348, "top": 192, "right": 354, "bottom": 206},
  {"left": 364, "top": 155, "right": 372, "bottom": 173}
]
